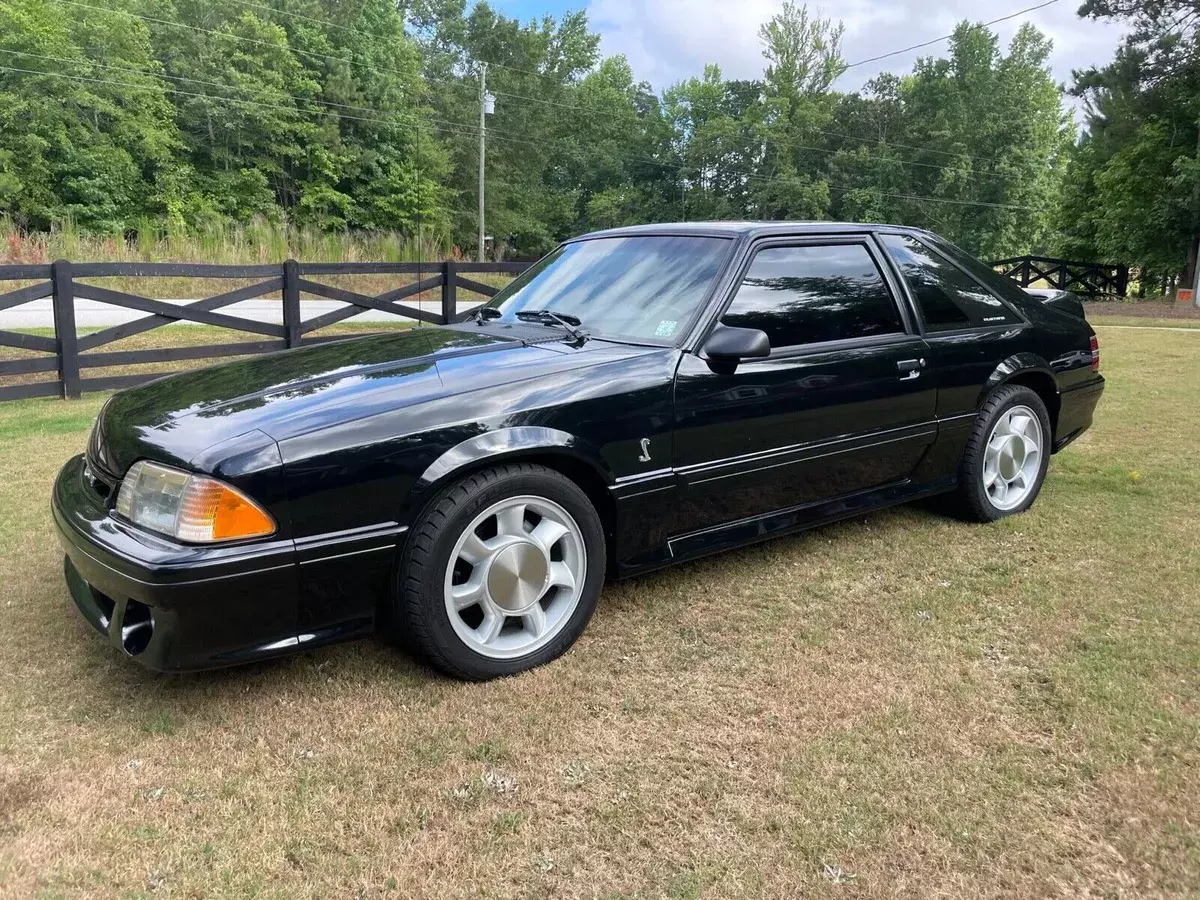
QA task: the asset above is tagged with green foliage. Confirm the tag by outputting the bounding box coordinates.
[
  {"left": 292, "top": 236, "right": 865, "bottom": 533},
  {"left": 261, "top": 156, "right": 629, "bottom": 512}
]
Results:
[
  {"left": 1057, "top": 0, "right": 1199, "bottom": 288},
  {"left": 0, "top": 0, "right": 180, "bottom": 231},
  {"left": 1, "top": 0, "right": 1180, "bottom": 274},
  {"left": 821, "top": 23, "right": 1073, "bottom": 259}
]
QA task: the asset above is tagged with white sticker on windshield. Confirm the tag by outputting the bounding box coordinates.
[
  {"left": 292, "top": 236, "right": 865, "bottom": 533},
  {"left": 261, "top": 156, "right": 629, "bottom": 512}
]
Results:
[{"left": 655, "top": 320, "right": 678, "bottom": 338}]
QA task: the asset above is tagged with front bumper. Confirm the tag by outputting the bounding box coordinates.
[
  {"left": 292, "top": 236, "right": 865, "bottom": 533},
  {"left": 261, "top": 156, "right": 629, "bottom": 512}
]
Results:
[{"left": 53, "top": 454, "right": 302, "bottom": 671}]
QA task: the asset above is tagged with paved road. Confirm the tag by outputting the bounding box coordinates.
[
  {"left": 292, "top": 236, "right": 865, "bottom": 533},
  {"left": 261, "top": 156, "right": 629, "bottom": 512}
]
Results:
[
  {"left": 0, "top": 297, "right": 483, "bottom": 329},
  {"left": 1092, "top": 323, "right": 1200, "bottom": 332},
  {"left": 7, "top": 297, "right": 1195, "bottom": 333}
]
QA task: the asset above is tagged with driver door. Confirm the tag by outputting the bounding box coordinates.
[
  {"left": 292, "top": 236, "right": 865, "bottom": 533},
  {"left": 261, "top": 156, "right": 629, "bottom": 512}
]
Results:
[{"left": 671, "top": 236, "right": 937, "bottom": 534}]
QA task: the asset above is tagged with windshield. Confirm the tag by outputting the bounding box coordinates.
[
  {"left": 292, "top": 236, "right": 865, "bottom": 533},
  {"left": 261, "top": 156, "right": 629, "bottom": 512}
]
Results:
[{"left": 484, "top": 235, "right": 733, "bottom": 343}]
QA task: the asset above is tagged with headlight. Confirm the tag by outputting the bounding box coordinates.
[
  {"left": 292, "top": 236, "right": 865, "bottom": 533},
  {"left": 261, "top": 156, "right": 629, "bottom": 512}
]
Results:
[{"left": 115, "top": 461, "right": 276, "bottom": 543}]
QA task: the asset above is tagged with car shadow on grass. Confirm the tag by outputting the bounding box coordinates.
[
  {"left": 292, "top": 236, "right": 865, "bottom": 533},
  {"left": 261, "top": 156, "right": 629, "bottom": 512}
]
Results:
[{"left": 59, "top": 499, "right": 955, "bottom": 735}]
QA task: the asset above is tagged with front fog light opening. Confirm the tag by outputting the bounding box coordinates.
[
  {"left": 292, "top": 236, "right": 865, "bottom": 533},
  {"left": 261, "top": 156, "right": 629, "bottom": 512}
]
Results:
[{"left": 121, "top": 600, "right": 154, "bottom": 656}]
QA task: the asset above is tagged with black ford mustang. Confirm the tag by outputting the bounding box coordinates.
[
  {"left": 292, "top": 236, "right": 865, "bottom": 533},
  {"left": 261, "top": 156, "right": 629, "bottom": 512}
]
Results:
[{"left": 53, "top": 222, "right": 1104, "bottom": 679}]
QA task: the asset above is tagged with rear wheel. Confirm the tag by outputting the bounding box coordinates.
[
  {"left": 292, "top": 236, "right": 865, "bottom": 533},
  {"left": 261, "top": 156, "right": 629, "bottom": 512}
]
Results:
[
  {"left": 388, "top": 463, "right": 605, "bottom": 680},
  {"left": 954, "top": 385, "right": 1051, "bottom": 522}
]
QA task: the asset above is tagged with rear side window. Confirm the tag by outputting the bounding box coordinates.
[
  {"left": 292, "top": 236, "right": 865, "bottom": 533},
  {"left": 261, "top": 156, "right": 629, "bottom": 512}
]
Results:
[
  {"left": 720, "top": 243, "right": 903, "bottom": 349},
  {"left": 881, "top": 234, "right": 1021, "bottom": 331}
]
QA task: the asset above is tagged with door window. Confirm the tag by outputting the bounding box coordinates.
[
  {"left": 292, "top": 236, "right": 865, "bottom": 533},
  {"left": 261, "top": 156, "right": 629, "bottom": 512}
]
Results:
[
  {"left": 720, "top": 243, "right": 904, "bottom": 349},
  {"left": 880, "top": 234, "right": 1021, "bottom": 331}
]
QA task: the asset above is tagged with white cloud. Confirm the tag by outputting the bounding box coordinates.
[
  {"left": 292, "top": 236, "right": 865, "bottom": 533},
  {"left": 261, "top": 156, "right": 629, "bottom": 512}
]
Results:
[{"left": 586, "top": 0, "right": 1127, "bottom": 96}]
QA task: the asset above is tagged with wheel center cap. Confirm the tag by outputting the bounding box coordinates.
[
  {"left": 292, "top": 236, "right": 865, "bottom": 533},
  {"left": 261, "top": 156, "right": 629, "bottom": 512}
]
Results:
[
  {"left": 487, "top": 541, "right": 549, "bottom": 613},
  {"left": 999, "top": 435, "right": 1024, "bottom": 480}
]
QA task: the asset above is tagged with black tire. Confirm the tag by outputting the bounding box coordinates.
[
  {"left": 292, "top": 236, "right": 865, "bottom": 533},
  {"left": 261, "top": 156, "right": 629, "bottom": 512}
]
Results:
[
  {"left": 387, "top": 463, "right": 606, "bottom": 680},
  {"left": 953, "top": 384, "right": 1052, "bottom": 523}
]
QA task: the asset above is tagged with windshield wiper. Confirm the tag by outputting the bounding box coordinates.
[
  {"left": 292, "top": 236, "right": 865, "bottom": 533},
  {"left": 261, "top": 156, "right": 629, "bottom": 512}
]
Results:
[
  {"left": 474, "top": 306, "right": 502, "bottom": 325},
  {"left": 515, "top": 309, "right": 590, "bottom": 344}
]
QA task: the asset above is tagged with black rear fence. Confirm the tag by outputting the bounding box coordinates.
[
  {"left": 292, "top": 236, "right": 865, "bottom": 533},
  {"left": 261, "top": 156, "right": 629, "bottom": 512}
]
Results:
[
  {"left": 992, "top": 255, "right": 1129, "bottom": 298},
  {"left": 1, "top": 253, "right": 1129, "bottom": 404},
  {"left": 0, "top": 260, "right": 530, "bottom": 402}
]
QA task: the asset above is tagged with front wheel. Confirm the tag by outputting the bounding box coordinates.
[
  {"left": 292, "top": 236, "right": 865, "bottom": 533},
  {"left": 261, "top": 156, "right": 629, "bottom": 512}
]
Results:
[
  {"left": 388, "top": 463, "right": 606, "bottom": 680},
  {"left": 954, "top": 385, "right": 1052, "bottom": 522}
]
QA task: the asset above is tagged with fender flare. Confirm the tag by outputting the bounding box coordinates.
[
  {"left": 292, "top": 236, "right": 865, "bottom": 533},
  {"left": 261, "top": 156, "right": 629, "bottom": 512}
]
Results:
[
  {"left": 404, "top": 426, "right": 614, "bottom": 518},
  {"left": 976, "top": 353, "right": 1059, "bottom": 409}
]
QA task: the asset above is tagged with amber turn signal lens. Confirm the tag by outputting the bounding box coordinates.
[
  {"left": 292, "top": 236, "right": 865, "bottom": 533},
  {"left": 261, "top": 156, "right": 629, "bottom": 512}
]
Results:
[
  {"left": 115, "top": 460, "right": 276, "bottom": 543},
  {"left": 176, "top": 477, "right": 276, "bottom": 543}
]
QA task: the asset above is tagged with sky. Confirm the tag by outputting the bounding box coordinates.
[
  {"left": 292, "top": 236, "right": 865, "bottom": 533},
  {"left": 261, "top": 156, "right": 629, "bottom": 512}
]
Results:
[{"left": 490, "top": 0, "right": 1127, "bottom": 99}]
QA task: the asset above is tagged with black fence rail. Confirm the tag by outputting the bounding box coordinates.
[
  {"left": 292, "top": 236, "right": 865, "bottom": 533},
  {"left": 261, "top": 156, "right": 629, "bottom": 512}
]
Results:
[
  {"left": 993, "top": 255, "right": 1129, "bottom": 298},
  {"left": 0, "top": 260, "right": 530, "bottom": 402}
]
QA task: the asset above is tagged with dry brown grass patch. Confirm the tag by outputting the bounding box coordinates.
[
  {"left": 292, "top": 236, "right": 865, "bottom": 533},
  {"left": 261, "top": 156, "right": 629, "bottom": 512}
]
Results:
[{"left": 0, "top": 329, "right": 1196, "bottom": 898}]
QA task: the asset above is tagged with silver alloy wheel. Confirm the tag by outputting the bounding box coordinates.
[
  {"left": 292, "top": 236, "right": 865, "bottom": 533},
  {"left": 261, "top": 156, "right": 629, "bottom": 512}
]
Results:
[
  {"left": 982, "top": 404, "right": 1043, "bottom": 511},
  {"left": 443, "top": 494, "right": 586, "bottom": 660}
]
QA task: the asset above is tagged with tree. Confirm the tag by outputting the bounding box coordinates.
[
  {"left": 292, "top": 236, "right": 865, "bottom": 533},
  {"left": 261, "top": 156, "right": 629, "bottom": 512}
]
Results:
[
  {"left": 0, "top": 0, "right": 182, "bottom": 231},
  {"left": 1068, "top": 0, "right": 1200, "bottom": 290},
  {"left": 825, "top": 22, "right": 1072, "bottom": 258}
]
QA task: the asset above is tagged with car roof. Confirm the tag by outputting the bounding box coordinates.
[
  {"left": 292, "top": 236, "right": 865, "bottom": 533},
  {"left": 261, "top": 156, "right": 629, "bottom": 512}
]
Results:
[{"left": 571, "top": 221, "right": 934, "bottom": 241}]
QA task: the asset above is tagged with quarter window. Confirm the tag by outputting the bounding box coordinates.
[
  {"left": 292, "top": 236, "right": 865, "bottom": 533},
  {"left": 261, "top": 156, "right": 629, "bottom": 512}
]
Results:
[
  {"left": 881, "top": 234, "right": 1021, "bottom": 331},
  {"left": 720, "top": 244, "right": 904, "bottom": 349}
]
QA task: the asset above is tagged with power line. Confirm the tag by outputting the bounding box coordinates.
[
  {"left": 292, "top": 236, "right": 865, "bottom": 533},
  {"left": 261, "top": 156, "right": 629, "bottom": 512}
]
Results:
[
  {"left": 0, "top": 47, "right": 412, "bottom": 123},
  {"left": 1, "top": 44, "right": 1031, "bottom": 199},
  {"left": 843, "top": 0, "right": 1062, "bottom": 69},
  {"left": 236, "top": 0, "right": 617, "bottom": 91},
  {"left": 50, "top": 0, "right": 420, "bottom": 88},
  {"left": 58, "top": 0, "right": 1044, "bottom": 176},
  {"left": 471, "top": 128, "right": 1037, "bottom": 211},
  {"left": 227, "top": 0, "right": 361, "bottom": 34},
  {"left": 0, "top": 61, "right": 477, "bottom": 135},
  {"left": 489, "top": 86, "right": 1027, "bottom": 183},
  {"left": 0, "top": 55, "right": 1040, "bottom": 213}
]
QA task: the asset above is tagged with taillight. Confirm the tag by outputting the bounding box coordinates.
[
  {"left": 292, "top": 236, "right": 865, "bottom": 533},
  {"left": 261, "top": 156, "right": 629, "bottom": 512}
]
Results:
[{"left": 1089, "top": 334, "right": 1100, "bottom": 372}]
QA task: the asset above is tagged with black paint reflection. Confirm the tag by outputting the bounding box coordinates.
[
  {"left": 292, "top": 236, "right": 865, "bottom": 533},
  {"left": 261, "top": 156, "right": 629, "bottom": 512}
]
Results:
[
  {"left": 880, "top": 234, "right": 1019, "bottom": 330},
  {"left": 487, "top": 235, "right": 732, "bottom": 342},
  {"left": 720, "top": 244, "right": 903, "bottom": 347}
]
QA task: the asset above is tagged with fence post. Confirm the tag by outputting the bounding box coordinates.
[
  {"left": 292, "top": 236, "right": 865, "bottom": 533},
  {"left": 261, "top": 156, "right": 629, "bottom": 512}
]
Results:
[
  {"left": 51, "top": 259, "right": 80, "bottom": 400},
  {"left": 282, "top": 259, "right": 301, "bottom": 348},
  {"left": 441, "top": 260, "right": 457, "bottom": 324},
  {"left": 1116, "top": 265, "right": 1130, "bottom": 298}
]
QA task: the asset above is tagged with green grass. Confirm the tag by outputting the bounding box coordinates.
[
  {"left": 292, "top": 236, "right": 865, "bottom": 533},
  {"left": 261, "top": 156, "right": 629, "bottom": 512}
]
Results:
[
  {"left": 2, "top": 217, "right": 450, "bottom": 267},
  {"left": 0, "top": 217, "right": 510, "bottom": 313},
  {"left": 0, "top": 329, "right": 1197, "bottom": 898}
]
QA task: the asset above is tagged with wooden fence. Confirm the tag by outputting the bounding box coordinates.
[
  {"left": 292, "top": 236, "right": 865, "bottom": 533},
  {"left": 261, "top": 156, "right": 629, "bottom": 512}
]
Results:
[
  {"left": 0, "top": 260, "right": 530, "bottom": 402},
  {"left": 992, "top": 255, "right": 1129, "bottom": 298}
]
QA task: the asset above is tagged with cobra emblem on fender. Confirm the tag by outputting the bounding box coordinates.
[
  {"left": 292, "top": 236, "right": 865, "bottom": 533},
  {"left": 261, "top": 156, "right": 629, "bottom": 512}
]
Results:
[{"left": 638, "top": 438, "right": 652, "bottom": 463}]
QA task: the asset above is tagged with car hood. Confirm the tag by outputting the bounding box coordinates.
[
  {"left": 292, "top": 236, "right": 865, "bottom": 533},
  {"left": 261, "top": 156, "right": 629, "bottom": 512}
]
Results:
[{"left": 90, "top": 326, "right": 656, "bottom": 477}]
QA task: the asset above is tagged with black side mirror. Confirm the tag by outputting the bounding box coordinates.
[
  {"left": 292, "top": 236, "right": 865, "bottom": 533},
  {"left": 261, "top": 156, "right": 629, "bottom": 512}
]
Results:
[{"left": 703, "top": 324, "right": 770, "bottom": 373}]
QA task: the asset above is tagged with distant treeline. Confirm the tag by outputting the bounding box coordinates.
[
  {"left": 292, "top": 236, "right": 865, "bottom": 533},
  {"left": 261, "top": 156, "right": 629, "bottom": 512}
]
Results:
[{"left": 0, "top": 0, "right": 1195, "bottom": 286}]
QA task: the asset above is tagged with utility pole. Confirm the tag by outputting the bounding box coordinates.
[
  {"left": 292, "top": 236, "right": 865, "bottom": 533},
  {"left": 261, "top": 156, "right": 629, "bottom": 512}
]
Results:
[
  {"left": 1192, "top": 235, "right": 1200, "bottom": 307},
  {"left": 478, "top": 64, "right": 494, "bottom": 263},
  {"left": 1192, "top": 113, "right": 1200, "bottom": 306}
]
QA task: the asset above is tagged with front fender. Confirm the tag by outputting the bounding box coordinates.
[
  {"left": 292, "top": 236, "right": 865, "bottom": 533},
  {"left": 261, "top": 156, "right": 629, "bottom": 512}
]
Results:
[{"left": 405, "top": 426, "right": 614, "bottom": 517}]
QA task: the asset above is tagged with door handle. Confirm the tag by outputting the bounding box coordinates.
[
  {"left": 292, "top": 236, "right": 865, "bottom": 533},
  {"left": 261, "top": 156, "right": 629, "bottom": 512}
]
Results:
[{"left": 897, "top": 358, "right": 925, "bottom": 381}]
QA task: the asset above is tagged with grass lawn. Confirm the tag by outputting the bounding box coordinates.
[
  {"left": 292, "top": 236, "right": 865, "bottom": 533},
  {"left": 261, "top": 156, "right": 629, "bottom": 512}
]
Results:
[{"left": 0, "top": 329, "right": 1197, "bottom": 898}]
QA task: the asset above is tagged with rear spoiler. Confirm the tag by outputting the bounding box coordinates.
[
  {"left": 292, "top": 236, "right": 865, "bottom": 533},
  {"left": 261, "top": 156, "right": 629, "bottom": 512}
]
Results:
[{"left": 1024, "top": 288, "right": 1086, "bottom": 319}]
